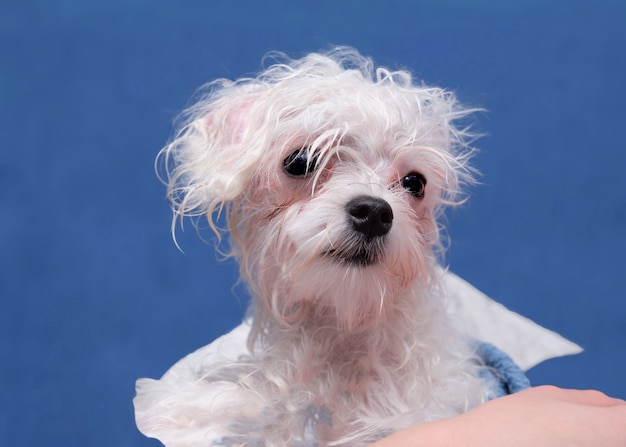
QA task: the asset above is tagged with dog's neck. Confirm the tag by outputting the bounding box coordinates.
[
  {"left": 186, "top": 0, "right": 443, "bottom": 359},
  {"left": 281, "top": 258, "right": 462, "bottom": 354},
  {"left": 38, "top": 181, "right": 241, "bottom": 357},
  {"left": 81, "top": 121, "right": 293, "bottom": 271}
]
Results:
[{"left": 247, "top": 283, "right": 448, "bottom": 380}]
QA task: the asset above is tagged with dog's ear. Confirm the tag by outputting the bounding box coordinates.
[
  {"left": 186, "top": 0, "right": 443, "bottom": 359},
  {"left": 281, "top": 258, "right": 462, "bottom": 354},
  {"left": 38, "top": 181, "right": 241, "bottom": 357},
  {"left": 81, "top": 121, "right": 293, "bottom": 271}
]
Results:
[{"left": 158, "top": 87, "right": 265, "bottom": 229}]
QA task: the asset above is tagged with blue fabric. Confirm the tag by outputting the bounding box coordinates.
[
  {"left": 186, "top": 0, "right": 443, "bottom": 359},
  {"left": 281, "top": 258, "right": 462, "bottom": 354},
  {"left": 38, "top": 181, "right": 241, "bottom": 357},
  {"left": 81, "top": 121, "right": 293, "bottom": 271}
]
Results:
[{"left": 476, "top": 342, "right": 531, "bottom": 398}]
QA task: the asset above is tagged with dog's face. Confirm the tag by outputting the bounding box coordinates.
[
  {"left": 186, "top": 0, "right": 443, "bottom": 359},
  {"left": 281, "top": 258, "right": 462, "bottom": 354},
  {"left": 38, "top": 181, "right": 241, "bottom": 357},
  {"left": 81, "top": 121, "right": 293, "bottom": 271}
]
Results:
[{"left": 162, "top": 49, "right": 475, "bottom": 331}]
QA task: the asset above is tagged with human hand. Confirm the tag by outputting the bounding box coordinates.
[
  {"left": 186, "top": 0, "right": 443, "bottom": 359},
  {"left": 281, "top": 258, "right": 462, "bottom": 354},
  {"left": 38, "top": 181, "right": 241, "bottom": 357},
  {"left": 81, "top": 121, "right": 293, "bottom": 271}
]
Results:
[
  {"left": 369, "top": 386, "right": 626, "bottom": 447},
  {"left": 458, "top": 385, "right": 626, "bottom": 447}
]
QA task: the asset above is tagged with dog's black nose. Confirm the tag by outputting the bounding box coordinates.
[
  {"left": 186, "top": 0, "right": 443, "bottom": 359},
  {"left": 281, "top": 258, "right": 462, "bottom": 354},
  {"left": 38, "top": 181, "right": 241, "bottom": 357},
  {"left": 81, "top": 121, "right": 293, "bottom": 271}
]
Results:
[{"left": 346, "top": 195, "right": 393, "bottom": 239}]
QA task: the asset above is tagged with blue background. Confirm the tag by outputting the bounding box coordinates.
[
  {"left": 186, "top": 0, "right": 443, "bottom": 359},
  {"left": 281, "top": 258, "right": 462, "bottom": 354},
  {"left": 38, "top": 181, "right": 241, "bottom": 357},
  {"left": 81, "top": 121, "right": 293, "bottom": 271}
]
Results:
[{"left": 2, "top": 1, "right": 625, "bottom": 446}]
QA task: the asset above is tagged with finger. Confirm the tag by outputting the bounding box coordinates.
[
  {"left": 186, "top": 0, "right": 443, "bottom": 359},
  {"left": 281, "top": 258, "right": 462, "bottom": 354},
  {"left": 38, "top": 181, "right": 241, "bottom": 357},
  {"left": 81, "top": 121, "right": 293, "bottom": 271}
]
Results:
[{"left": 533, "top": 385, "right": 625, "bottom": 407}]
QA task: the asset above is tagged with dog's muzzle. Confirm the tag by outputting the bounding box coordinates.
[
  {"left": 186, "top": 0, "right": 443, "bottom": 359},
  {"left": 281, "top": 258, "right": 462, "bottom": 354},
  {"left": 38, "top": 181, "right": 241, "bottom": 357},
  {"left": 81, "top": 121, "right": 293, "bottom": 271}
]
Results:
[{"left": 324, "top": 195, "right": 393, "bottom": 267}]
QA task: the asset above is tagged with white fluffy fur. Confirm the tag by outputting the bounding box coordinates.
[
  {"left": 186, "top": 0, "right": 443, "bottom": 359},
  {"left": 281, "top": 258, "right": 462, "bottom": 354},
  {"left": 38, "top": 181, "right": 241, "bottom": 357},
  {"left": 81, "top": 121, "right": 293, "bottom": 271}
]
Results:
[{"left": 137, "top": 48, "right": 494, "bottom": 446}]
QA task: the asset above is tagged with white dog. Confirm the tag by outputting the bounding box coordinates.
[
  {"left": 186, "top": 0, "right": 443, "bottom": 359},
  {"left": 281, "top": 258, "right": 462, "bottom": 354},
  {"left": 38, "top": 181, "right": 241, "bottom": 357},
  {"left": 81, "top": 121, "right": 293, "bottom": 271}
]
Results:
[{"left": 135, "top": 48, "right": 539, "bottom": 446}]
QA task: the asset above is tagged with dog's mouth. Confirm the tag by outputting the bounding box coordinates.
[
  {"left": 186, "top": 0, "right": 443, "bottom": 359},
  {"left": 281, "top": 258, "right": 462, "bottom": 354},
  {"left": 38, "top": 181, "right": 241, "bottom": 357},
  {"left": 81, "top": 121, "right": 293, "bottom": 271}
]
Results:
[{"left": 323, "top": 242, "right": 384, "bottom": 268}]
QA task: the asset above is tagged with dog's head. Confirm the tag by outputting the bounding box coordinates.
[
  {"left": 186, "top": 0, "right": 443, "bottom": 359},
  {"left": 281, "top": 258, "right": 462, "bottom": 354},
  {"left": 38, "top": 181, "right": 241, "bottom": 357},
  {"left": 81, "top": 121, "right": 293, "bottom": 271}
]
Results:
[{"left": 160, "top": 48, "right": 477, "bottom": 332}]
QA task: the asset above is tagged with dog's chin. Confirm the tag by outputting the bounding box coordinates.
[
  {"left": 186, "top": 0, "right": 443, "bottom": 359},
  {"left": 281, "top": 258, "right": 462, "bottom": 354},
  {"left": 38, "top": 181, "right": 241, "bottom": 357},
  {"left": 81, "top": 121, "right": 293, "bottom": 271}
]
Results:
[
  {"left": 322, "top": 240, "right": 385, "bottom": 268},
  {"left": 323, "top": 247, "right": 380, "bottom": 268}
]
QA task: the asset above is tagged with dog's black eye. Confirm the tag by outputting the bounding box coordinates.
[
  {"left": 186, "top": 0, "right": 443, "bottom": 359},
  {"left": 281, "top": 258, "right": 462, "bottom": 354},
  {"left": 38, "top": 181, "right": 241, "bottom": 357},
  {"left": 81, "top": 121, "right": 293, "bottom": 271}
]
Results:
[
  {"left": 401, "top": 172, "right": 427, "bottom": 198},
  {"left": 283, "top": 148, "right": 319, "bottom": 177}
]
